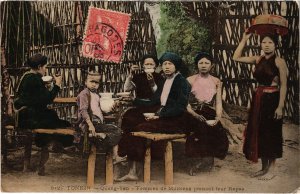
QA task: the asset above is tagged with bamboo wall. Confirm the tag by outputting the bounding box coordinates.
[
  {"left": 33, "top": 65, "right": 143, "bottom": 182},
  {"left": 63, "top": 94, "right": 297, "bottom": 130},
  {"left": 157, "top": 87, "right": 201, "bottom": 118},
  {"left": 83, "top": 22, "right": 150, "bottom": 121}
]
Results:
[
  {"left": 183, "top": 1, "right": 299, "bottom": 122},
  {"left": 1, "top": 1, "right": 157, "bottom": 121}
]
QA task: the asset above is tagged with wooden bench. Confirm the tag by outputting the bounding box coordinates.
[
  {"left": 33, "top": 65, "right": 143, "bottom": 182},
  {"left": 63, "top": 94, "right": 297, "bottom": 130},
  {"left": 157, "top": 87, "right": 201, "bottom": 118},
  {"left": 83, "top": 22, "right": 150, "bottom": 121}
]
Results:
[
  {"left": 30, "top": 128, "right": 113, "bottom": 187},
  {"left": 53, "top": 97, "right": 116, "bottom": 187},
  {"left": 7, "top": 97, "right": 114, "bottom": 188},
  {"left": 131, "top": 131, "right": 186, "bottom": 185}
]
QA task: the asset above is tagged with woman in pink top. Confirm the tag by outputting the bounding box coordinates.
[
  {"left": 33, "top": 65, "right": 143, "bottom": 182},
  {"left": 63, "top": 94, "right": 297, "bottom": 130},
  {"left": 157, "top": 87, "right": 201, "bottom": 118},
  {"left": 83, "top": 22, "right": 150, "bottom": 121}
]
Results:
[{"left": 186, "top": 52, "right": 229, "bottom": 176}]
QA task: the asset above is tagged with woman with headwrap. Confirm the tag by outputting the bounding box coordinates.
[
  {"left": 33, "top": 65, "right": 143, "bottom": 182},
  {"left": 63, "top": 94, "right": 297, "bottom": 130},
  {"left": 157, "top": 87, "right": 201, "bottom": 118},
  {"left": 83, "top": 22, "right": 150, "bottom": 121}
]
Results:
[
  {"left": 185, "top": 52, "right": 229, "bottom": 176},
  {"left": 14, "top": 53, "right": 73, "bottom": 176},
  {"left": 117, "top": 52, "right": 191, "bottom": 181},
  {"left": 233, "top": 31, "right": 288, "bottom": 180}
]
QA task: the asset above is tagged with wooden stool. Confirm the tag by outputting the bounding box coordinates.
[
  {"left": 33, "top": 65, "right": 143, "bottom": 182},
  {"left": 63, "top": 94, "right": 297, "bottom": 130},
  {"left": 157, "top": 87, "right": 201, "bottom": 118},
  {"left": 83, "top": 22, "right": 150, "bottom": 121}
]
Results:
[
  {"left": 131, "top": 132, "right": 186, "bottom": 185},
  {"left": 33, "top": 128, "right": 113, "bottom": 188}
]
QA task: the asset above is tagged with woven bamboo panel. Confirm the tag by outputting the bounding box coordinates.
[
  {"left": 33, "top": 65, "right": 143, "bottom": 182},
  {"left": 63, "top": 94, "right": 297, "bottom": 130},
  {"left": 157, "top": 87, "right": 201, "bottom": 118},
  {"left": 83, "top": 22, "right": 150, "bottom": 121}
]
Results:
[
  {"left": 1, "top": 1, "right": 156, "bottom": 121},
  {"left": 183, "top": 1, "right": 299, "bottom": 121}
]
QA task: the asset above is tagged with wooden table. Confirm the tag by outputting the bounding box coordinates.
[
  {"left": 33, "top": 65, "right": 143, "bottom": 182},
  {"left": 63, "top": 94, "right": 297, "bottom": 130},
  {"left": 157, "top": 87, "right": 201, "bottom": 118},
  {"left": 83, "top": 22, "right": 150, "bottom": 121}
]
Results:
[{"left": 131, "top": 131, "right": 186, "bottom": 185}]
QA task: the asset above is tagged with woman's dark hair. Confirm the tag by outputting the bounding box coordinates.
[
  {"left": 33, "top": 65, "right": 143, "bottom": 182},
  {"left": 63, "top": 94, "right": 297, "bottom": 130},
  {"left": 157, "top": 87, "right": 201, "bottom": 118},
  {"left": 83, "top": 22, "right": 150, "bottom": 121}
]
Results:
[
  {"left": 142, "top": 54, "right": 159, "bottom": 67},
  {"left": 194, "top": 52, "right": 213, "bottom": 69},
  {"left": 26, "top": 53, "right": 47, "bottom": 69},
  {"left": 260, "top": 33, "right": 279, "bottom": 45}
]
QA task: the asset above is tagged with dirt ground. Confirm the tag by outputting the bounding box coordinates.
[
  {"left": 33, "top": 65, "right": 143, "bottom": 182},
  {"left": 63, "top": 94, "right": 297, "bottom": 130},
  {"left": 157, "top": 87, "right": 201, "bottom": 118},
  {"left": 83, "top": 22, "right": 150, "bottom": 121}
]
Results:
[{"left": 1, "top": 122, "right": 299, "bottom": 193}]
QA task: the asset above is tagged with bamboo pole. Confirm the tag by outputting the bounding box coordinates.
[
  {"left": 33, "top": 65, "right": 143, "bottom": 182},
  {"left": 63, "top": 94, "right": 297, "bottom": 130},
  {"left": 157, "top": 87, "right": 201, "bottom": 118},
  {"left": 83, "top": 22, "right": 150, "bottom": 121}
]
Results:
[{"left": 263, "top": 2, "right": 268, "bottom": 14}]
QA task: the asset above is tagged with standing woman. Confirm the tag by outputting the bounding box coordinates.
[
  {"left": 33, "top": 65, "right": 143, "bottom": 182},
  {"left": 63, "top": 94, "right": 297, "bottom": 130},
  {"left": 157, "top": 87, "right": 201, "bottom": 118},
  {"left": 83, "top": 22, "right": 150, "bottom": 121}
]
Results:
[
  {"left": 233, "top": 31, "right": 288, "bottom": 180},
  {"left": 14, "top": 53, "right": 73, "bottom": 175}
]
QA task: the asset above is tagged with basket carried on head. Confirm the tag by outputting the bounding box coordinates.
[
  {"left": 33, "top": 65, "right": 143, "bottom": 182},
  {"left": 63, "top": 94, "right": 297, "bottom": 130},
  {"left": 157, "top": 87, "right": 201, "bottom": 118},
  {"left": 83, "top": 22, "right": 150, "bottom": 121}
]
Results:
[{"left": 249, "top": 14, "right": 288, "bottom": 36}]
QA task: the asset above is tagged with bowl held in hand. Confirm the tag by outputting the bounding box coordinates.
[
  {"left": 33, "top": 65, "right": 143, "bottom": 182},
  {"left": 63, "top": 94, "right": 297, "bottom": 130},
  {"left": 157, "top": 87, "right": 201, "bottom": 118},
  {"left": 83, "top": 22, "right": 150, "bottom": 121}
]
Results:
[
  {"left": 206, "top": 120, "right": 217, "bottom": 126},
  {"left": 143, "top": 113, "right": 155, "bottom": 118},
  {"left": 42, "top": 75, "right": 53, "bottom": 83}
]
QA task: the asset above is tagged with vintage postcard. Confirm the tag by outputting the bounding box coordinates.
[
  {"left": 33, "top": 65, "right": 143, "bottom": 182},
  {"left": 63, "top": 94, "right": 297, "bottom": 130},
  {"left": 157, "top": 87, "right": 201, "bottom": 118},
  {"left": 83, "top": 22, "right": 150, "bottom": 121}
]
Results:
[{"left": 1, "top": 1, "right": 299, "bottom": 193}]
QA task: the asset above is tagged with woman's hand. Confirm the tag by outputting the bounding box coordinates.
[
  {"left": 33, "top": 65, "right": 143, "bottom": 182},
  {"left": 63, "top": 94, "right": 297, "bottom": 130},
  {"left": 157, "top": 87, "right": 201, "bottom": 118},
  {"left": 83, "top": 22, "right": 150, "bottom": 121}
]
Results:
[
  {"left": 210, "top": 116, "right": 221, "bottom": 126},
  {"left": 53, "top": 74, "right": 62, "bottom": 87},
  {"left": 196, "top": 114, "right": 206, "bottom": 122},
  {"left": 146, "top": 73, "right": 155, "bottom": 87},
  {"left": 145, "top": 115, "right": 159, "bottom": 121},
  {"left": 242, "top": 29, "right": 251, "bottom": 41},
  {"left": 274, "top": 107, "right": 283, "bottom": 119}
]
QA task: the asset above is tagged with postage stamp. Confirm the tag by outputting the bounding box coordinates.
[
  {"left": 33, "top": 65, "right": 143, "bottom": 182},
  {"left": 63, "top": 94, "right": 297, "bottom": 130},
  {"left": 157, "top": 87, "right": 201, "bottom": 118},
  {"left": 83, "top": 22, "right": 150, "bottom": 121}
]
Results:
[{"left": 82, "top": 7, "right": 131, "bottom": 63}]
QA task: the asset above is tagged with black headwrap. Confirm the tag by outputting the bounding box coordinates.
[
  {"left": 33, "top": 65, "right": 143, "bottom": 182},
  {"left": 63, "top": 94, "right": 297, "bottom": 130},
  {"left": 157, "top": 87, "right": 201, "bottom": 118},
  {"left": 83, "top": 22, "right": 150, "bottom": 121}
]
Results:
[
  {"left": 26, "top": 53, "right": 47, "bottom": 69},
  {"left": 159, "top": 52, "right": 182, "bottom": 71},
  {"left": 142, "top": 54, "right": 159, "bottom": 67}
]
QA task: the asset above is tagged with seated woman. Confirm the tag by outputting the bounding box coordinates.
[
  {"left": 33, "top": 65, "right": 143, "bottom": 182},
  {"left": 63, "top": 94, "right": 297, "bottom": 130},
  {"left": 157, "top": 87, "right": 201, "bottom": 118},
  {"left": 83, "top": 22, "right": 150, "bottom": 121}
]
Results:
[
  {"left": 14, "top": 53, "right": 73, "bottom": 176},
  {"left": 124, "top": 54, "right": 163, "bottom": 99},
  {"left": 186, "top": 52, "right": 229, "bottom": 176},
  {"left": 121, "top": 54, "right": 164, "bottom": 134},
  {"left": 117, "top": 52, "right": 191, "bottom": 181}
]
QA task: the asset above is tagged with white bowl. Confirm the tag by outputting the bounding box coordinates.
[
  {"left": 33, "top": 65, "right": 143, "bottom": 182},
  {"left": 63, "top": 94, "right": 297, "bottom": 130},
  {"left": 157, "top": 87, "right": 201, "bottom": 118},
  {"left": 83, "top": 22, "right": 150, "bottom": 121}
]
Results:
[
  {"left": 143, "top": 113, "right": 155, "bottom": 118},
  {"left": 206, "top": 120, "right": 217, "bottom": 126},
  {"left": 144, "top": 68, "right": 155, "bottom": 73},
  {"left": 99, "top": 93, "right": 113, "bottom": 98},
  {"left": 42, "top": 75, "right": 53, "bottom": 82},
  {"left": 116, "top": 92, "right": 131, "bottom": 97}
]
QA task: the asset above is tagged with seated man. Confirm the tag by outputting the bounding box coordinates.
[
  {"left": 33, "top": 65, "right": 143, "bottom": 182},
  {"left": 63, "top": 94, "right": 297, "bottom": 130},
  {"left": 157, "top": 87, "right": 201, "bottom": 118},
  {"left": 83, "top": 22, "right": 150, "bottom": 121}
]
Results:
[{"left": 14, "top": 53, "right": 73, "bottom": 176}]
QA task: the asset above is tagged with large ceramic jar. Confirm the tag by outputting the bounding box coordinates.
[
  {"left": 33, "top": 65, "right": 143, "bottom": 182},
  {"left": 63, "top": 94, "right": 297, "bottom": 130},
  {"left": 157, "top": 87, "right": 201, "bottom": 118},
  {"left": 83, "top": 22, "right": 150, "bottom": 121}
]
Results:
[{"left": 99, "top": 93, "right": 115, "bottom": 113}]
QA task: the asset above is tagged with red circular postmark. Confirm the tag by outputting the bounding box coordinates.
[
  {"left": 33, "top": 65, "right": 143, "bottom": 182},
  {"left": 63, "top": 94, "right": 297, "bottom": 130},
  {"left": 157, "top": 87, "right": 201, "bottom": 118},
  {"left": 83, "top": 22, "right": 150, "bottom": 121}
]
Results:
[{"left": 83, "top": 22, "right": 124, "bottom": 62}]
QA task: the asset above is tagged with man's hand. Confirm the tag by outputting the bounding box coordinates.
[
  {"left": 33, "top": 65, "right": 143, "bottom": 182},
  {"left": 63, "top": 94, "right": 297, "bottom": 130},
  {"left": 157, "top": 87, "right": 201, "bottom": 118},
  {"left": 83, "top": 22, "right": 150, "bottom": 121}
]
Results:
[
  {"left": 111, "top": 100, "right": 120, "bottom": 112},
  {"left": 53, "top": 74, "right": 62, "bottom": 88}
]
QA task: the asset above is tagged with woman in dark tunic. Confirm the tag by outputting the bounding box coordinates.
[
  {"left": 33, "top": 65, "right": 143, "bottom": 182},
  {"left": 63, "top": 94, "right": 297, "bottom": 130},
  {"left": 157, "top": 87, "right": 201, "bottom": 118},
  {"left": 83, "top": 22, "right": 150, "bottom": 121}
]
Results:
[
  {"left": 117, "top": 52, "right": 191, "bottom": 181},
  {"left": 233, "top": 31, "right": 288, "bottom": 180},
  {"left": 118, "top": 55, "right": 165, "bottom": 166},
  {"left": 185, "top": 52, "right": 229, "bottom": 176},
  {"left": 121, "top": 54, "right": 164, "bottom": 135},
  {"left": 14, "top": 53, "right": 73, "bottom": 175}
]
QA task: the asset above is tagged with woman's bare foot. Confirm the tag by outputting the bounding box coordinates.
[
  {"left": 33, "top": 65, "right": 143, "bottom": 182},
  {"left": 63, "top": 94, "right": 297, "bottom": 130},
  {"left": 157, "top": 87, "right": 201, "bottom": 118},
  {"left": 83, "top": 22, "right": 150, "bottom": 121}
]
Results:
[
  {"left": 115, "top": 173, "right": 138, "bottom": 182},
  {"left": 37, "top": 167, "right": 46, "bottom": 176},
  {"left": 189, "top": 165, "right": 198, "bottom": 176},
  {"left": 258, "top": 173, "right": 276, "bottom": 181},
  {"left": 251, "top": 169, "right": 268, "bottom": 178},
  {"left": 258, "top": 165, "right": 276, "bottom": 180}
]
